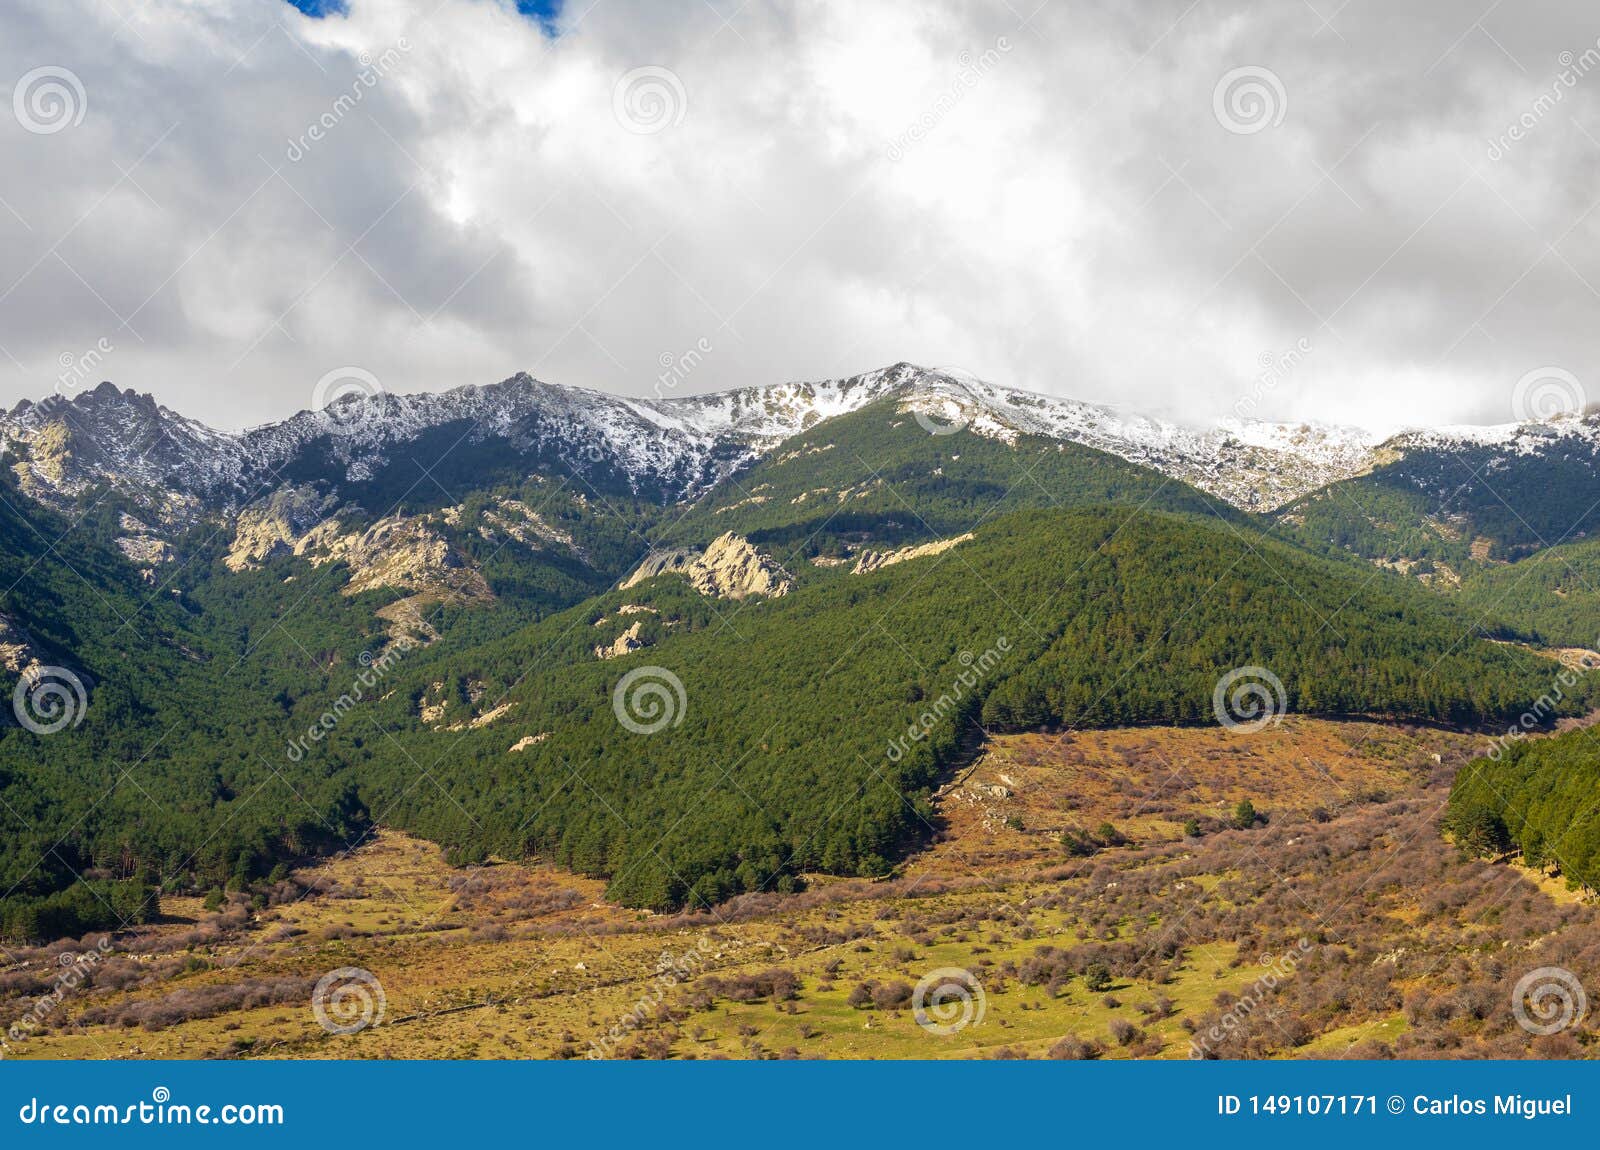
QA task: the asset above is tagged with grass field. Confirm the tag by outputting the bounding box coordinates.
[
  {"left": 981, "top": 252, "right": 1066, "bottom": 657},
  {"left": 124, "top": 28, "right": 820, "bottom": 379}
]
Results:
[{"left": 4, "top": 717, "right": 1593, "bottom": 1060}]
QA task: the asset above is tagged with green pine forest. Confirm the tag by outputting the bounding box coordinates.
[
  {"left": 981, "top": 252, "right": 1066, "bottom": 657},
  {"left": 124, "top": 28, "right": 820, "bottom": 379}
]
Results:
[
  {"left": 1448, "top": 729, "right": 1600, "bottom": 893},
  {"left": 2, "top": 403, "right": 1598, "bottom": 939}
]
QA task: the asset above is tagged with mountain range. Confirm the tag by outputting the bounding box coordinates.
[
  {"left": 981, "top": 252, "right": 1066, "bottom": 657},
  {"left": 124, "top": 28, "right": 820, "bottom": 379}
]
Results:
[
  {"left": 2, "top": 360, "right": 1599, "bottom": 934},
  {"left": 12, "top": 362, "right": 1595, "bottom": 520}
]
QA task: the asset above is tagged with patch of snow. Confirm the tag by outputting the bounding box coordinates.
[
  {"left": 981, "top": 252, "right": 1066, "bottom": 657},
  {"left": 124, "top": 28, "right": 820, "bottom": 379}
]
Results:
[{"left": 8, "top": 364, "right": 1599, "bottom": 519}]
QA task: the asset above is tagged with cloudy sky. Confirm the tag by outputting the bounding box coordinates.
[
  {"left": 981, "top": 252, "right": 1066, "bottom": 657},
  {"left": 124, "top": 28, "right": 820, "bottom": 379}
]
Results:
[{"left": 1, "top": 0, "right": 1598, "bottom": 433}]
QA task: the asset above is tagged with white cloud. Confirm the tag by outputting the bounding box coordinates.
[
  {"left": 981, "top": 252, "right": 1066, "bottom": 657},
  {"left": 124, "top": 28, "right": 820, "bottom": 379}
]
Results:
[{"left": 2, "top": 0, "right": 1599, "bottom": 433}]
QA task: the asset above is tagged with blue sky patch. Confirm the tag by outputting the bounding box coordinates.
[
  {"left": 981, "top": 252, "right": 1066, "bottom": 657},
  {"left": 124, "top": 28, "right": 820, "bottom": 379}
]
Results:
[
  {"left": 281, "top": 0, "right": 347, "bottom": 16},
  {"left": 517, "top": 0, "right": 564, "bottom": 34},
  {"left": 281, "top": 0, "right": 563, "bottom": 31}
]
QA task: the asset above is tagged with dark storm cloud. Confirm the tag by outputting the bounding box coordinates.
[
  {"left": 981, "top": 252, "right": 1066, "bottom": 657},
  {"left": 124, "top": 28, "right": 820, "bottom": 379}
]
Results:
[{"left": 1, "top": 0, "right": 1598, "bottom": 431}]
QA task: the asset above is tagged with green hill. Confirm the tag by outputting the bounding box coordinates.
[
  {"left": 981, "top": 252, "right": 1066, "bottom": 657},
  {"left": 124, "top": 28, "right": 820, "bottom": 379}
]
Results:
[
  {"left": 350, "top": 505, "right": 1582, "bottom": 910},
  {"left": 657, "top": 396, "right": 1239, "bottom": 562},
  {"left": 1453, "top": 537, "right": 1600, "bottom": 650},
  {"left": 1277, "top": 437, "right": 1600, "bottom": 567},
  {"left": 2, "top": 410, "right": 1594, "bottom": 937}
]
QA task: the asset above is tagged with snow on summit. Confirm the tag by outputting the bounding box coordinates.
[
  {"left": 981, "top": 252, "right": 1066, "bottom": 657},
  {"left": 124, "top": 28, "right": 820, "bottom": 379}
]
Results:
[{"left": 6, "top": 364, "right": 1598, "bottom": 518}]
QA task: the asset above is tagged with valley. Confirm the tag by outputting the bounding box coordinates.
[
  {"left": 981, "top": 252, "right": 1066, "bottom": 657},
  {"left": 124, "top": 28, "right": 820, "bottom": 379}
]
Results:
[
  {"left": 2, "top": 718, "right": 1588, "bottom": 1061},
  {"left": 3, "top": 363, "right": 1600, "bottom": 1059}
]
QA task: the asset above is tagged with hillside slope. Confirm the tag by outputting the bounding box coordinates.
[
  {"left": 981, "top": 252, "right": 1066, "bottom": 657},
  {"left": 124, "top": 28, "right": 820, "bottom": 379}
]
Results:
[
  {"left": 348, "top": 506, "right": 1578, "bottom": 909},
  {"left": 1277, "top": 415, "right": 1600, "bottom": 567}
]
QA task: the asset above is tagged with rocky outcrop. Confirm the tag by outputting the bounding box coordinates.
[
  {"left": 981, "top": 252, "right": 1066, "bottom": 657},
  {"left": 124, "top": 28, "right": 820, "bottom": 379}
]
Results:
[
  {"left": 619, "top": 533, "right": 792, "bottom": 600},
  {"left": 594, "top": 621, "right": 647, "bottom": 660},
  {"left": 0, "top": 614, "right": 42, "bottom": 676},
  {"left": 376, "top": 597, "right": 441, "bottom": 646},
  {"left": 419, "top": 682, "right": 450, "bottom": 725},
  {"left": 224, "top": 486, "right": 338, "bottom": 571},
  {"left": 225, "top": 489, "right": 492, "bottom": 636},
  {"left": 315, "top": 515, "right": 490, "bottom": 643},
  {"left": 851, "top": 533, "right": 973, "bottom": 574},
  {"left": 1371, "top": 555, "right": 1462, "bottom": 589},
  {"left": 11, "top": 418, "right": 74, "bottom": 497},
  {"left": 115, "top": 534, "right": 174, "bottom": 567},
  {"left": 477, "top": 499, "right": 583, "bottom": 558},
  {"left": 509, "top": 732, "right": 550, "bottom": 753},
  {"left": 713, "top": 493, "right": 769, "bottom": 515},
  {"left": 444, "top": 701, "right": 516, "bottom": 731},
  {"left": 619, "top": 548, "right": 699, "bottom": 590},
  {"left": 0, "top": 615, "right": 94, "bottom": 721},
  {"left": 317, "top": 516, "right": 490, "bottom": 602},
  {"left": 592, "top": 604, "right": 656, "bottom": 630},
  {"left": 691, "top": 533, "right": 792, "bottom": 598},
  {"left": 420, "top": 679, "right": 517, "bottom": 730}
]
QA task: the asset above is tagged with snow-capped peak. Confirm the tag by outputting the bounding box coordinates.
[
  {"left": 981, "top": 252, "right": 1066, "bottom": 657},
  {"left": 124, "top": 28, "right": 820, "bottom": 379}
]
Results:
[
  {"left": 4, "top": 364, "right": 1596, "bottom": 521},
  {"left": 821, "top": 365, "right": 1386, "bottom": 509}
]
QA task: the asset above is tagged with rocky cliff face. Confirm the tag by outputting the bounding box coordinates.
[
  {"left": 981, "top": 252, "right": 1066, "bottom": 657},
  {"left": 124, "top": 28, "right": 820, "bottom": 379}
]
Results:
[
  {"left": 616, "top": 548, "right": 698, "bottom": 589},
  {"left": 690, "top": 533, "right": 792, "bottom": 599},
  {"left": 114, "top": 511, "right": 176, "bottom": 577},
  {"left": 224, "top": 486, "right": 339, "bottom": 572},
  {"left": 851, "top": 533, "right": 974, "bottom": 574},
  {"left": 0, "top": 614, "right": 42, "bottom": 677},
  {"left": 2, "top": 384, "right": 229, "bottom": 519},
  {"left": 620, "top": 532, "right": 792, "bottom": 600},
  {"left": 593, "top": 621, "right": 647, "bottom": 660},
  {"left": 221, "top": 488, "right": 493, "bottom": 638},
  {"left": 315, "top": 516, "right": 490, "bottom": 603}
]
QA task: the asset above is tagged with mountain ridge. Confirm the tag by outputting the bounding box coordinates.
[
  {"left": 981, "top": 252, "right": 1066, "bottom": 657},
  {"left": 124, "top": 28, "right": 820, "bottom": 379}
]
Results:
[{"left": 11, "top": 365, "right": 1598, "bottom": 524}]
